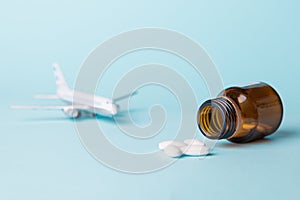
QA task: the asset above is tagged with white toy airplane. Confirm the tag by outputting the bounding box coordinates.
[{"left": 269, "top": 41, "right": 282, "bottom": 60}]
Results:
[{"left": 11, "top": 63, "right": 136, "bottom": 118}]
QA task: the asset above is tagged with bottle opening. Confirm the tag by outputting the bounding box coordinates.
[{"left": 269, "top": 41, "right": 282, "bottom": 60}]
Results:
[
  {"left": 197, "top": 98, "right": 237, "bottom": 139},
  {"left": 199, "top": 105, "right": 225, "bottom": 138}
]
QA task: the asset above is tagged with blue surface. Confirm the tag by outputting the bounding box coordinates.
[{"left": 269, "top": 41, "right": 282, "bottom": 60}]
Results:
[{"left": 1, "top": 0, "right": 300, "bottom": 199}]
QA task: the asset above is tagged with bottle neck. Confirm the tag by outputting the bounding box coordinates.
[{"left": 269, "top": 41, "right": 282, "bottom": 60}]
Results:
[{"left": 198, "top": 97, "right": 237, "bottom": 139}]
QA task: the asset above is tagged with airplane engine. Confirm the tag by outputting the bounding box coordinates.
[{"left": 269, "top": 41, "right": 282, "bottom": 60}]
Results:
[{"left": 63, "top": 108, "right": 81, "bottom": 118}]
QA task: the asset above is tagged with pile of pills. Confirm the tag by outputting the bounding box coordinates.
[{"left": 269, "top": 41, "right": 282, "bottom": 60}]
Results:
[{"left": 159, "top": 139, "right": 210, "bottom": 158}]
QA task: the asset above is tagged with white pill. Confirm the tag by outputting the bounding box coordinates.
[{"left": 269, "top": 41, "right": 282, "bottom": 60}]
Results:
[
  {"left": 180, "top": 145, "right": 210, "bottom": 156},
  {"left": 158, "top": 140, "right": 186, "bottom": 150},
  {"left": 184, "top": 139, "right": 205, "bottom": 146},
  {"left": 163, "top": 145, "right": 183, "bottom": 158}
]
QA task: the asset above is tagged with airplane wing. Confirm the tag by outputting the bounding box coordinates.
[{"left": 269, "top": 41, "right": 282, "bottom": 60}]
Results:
[
  {"left": 10, "top": 105, "right": 89, "bottom": 110},
  {"left": 11, "top": 105, "right": 93, "bottom": 118},
  {"left": 113, "top": 91, "right": 138, "bottom": 102}
]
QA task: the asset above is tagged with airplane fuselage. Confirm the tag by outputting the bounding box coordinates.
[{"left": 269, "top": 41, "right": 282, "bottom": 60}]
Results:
[{"left": 58, "top": 89, "right": 118, "bottom": 116}]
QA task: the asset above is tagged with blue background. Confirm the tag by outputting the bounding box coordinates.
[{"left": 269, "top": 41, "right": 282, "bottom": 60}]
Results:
[{"left": 1, "top": 0, "right": 300, "bottom": 199}]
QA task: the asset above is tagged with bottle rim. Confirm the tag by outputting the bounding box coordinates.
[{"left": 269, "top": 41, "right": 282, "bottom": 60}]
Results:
[{"left": 197, "top": 97, "right": 237, "bottom": 140}]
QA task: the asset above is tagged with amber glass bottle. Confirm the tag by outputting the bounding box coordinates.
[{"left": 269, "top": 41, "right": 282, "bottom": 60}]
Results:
[{"left": 197, "top": 82, "right": 283, "bottom": 143}]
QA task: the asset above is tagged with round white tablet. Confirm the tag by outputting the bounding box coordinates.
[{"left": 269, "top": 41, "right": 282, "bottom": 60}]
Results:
[
  {"left": 184, "top": 139, "right": 205, "bottom": 146},
  {"left": 163, "top": 145, "right": 183, "bottom": 158},
  {"left": 158, "top": 140, "right": 186, "bottom": 150},
  {"left": 180, "top": 145, "right": 210, "bottom": 156}
]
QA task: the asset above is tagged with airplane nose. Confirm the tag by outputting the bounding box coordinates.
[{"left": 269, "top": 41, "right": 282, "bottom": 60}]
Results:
[{"left": 111, "top": 104, "right": 118, "bottom": 115}]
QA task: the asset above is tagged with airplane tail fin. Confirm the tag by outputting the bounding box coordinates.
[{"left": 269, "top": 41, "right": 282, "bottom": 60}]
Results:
[{"left": 52, "top": 63, "right": 70, "bottom": 93}]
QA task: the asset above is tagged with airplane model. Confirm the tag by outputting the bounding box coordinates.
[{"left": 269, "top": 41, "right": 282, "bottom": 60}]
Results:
[{"left": 11, "top": 63, "right": 136, "bottom": 118}]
